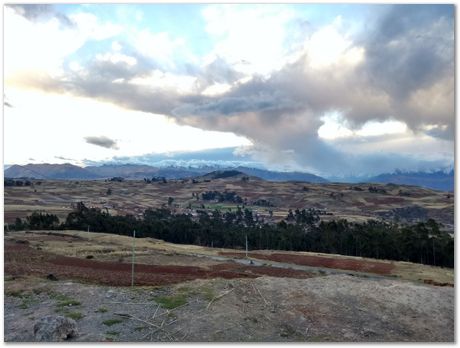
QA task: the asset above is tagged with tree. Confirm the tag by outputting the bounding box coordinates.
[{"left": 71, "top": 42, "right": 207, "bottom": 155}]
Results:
[
  {"left": 26, "top": 212, "right": 59, "bottom": 230},
  {"left": 14, "top": 217, "right": 25, "bottom": 231}
]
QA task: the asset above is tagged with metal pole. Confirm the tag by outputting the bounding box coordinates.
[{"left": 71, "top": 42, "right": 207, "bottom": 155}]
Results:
[{"left": 131, "top": 230, "right": 136, "bottom": 287}]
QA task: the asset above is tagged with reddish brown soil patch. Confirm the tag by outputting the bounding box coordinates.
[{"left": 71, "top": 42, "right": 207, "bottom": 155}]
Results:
[
  {"left": 219, "top": 252, "right": 394, "bottom": 275},
  {"left": 13, "top": 232, "right": 87, "bottom": 242},
  {"left": 4, "top": 242, "right": 312, "bottom": 287}
]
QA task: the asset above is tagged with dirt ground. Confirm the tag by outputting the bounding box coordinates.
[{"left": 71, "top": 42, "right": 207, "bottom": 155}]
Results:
[
  {"left": 4, "top": 274, "right": 454, "bottom": 342},
  {"left": 4, "top": 231, "right": 455, "bottom": 342}
]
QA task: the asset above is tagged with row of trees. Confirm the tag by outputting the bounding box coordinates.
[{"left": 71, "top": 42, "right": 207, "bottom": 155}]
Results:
[
  {"left": 201, "top": 190, "right": 244, "bottom": 203},
  {"left": 144, "top": 177, "right": 167, "bottom": 184},
  {"left": 4, "top": 179, "right": 34, "bottom": 187},
  {"left": 10, "top": 203, "right": 454, "bottom": 267}
]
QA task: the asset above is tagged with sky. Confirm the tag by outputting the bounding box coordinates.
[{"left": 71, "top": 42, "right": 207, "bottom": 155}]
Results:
[{"left": 3, "top": 4, "right": 455, "bottom": 177}]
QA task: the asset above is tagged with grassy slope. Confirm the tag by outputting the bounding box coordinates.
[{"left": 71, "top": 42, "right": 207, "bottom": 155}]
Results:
[{"left": 6, "top": 230, "right": 453, "bottom": 285}]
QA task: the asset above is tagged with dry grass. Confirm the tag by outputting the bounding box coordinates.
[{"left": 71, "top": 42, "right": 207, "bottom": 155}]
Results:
[
  {"left": 392, "top": 262, "right": 454, "bottom": 284},
  {"left": 5, "top": 230, "right": 454, "bottom": 285}
]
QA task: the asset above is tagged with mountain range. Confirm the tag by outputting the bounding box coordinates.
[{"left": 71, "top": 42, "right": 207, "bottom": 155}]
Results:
[
  {"left": 4, "top": 163, "right": 454, "bottom": 191},
  {"left": 367, "top": 170, "right": 454, "bottom": 192},
  {"left": 4, "top": 163, "right": 328, "bottom": 183}
]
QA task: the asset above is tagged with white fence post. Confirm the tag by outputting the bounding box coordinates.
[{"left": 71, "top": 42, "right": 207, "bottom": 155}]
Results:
[
  {"left": 245, "top": 234, "right": 248, "bottom": 258},
  {"left": 131, "top": 230, "right": 136, "bottom": 287}
]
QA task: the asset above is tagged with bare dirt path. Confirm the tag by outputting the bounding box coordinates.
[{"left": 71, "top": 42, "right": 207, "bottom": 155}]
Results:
[{"left": 220, "top": 251, "right": 394, "bottom": 275}]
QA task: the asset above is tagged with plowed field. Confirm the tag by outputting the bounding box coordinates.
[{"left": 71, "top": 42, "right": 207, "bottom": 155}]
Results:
[{"left": 5, "top": 242, "right": 313, "bottom": 286}]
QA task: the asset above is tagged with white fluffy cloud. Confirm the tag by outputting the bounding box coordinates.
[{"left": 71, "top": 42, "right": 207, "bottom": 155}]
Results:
[
  {"left": 202, "top": 5, "right": 297, "bottom": 77},
  {"left": 133, "top": 30, "right": 187, "bottom": 70},
  {"left": 4, "top": 6, "right": 82, "bottom": 81},
  {"left": 4, "top": 6, "right": 122, "bottom": 85},
  {"left": 303, "top": 17, "right": 365, "bottom": 70}
]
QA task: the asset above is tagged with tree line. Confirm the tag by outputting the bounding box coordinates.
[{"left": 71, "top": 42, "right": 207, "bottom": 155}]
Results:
[
  {"left": 9, "top": 203, "right": 454, "bottom": 268},
  {"left": 201, "top": 190, "right": 244, "bottom": 203}
]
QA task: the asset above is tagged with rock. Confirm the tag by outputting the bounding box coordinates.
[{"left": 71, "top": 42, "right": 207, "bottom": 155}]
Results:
[
  {"left": 46, "top": 274, "right": 58, "bottom": 281},
  {"left": 360, "top": 328, "right": 377, "bottom": 338},
  {"left": 33, "top": 316, "right": 78, "bottom": 341},
  {"left": 15, "top": 240, "right": 29, "bottom": 244},
  {"left": 242, "top": 296, "right": 249, "bottom": 303}
]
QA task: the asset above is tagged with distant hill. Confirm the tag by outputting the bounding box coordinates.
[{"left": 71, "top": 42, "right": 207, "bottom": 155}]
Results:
[
  {"left": 235, "top": 167, "right": 328, "bottom": 183},
  {"left": 86, "top": 164, "right": 211, "bottom": 179},
  {"left": 5, "top": 164, "right": 451, "bottom": 189},
  {"left": 368, "top": 170, "right": 454, "bottom": 192},
  {"left": 202, "top": 170, "right": 247, "bottom": 180},
  {"left": 4, "top": 163, "right": 206, "bottom": 180},
  {"left": 4, "top": 163, "right": 328, "bottom": 183},
  {"left": 86, "top": 164, "right": 160, "bottom": 178},
  {"left": 4, "top": 163, "right": 99, "bottom": 180}
]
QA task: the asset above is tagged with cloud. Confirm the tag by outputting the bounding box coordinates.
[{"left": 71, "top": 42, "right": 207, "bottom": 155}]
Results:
[
  {"left": 8, "top": 4, "right": 73, "bottom": 26},
  {"left": 4, "top": 4, "right": 122, "bottom": 86},
  {"left": 202, "top": 4, "right": 298, "bottom": 76},
  {"left": 84, "top": 136, "right": 119, "bottom": 149},
  {"left": 5, "top": 4, "right": 454, "bottom": 176},
  {"left": 55, "top": 156, "right": 75, "bottom": 161},
  {"left": 353, "top": 4, "right": 454, "bottom": 133}
]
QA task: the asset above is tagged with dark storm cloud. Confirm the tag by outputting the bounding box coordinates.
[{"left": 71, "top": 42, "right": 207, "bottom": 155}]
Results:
[
  {"left": 26, "top": 5, "right": 453, "bottom": 175},
  {"left": 424, "top": 126, "right": 454, "bottom": 141},
  {"left": 173, "top": 84, "right": 302, "bottom": 118},
  {"left": 8, "top": 4, "right": 74, "bottom": 27},
  {"left": 8, "top": 4, "right": 54, "bottom": 19},
  {"left": 55, "top": 156, "right": 75, "bottom": 161},
  {"left": 354, "top": 4, "right": 454, "bottom": 130},
  {"left": 84, "top": 136, "right": 119, "bottom": 150}
]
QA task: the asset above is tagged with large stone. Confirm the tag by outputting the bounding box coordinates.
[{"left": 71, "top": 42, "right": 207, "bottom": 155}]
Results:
[{"left": 33, "top": 315, "right": 78, "bottom": 342}]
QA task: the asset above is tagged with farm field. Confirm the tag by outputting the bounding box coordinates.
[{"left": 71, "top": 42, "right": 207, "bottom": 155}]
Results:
[
  {"left": 4, "top": 176, "right": 454, "bottom": 231},
  {"left": 4, "top": 230, "right": 454, "bottom": 342}
]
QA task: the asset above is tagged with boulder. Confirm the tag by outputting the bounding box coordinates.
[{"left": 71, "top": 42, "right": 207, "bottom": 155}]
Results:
[
  {"left": 33, "top": 316, "right": 78, "bottom": 341},
  {"left": 46, "top": 274, "right": 58, "bottom": 281}
]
